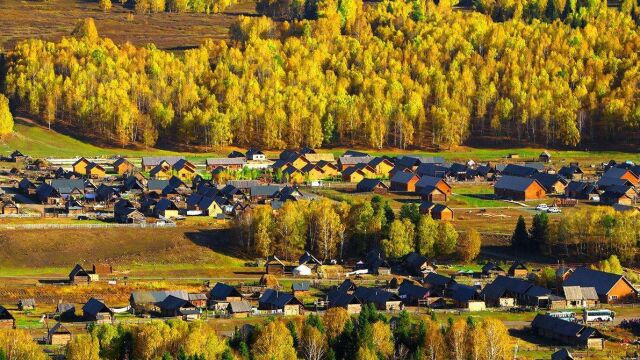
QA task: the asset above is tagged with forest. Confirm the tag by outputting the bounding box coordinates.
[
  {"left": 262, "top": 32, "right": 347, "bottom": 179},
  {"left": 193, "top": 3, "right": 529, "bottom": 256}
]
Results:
[
  {"left": 234, "top": 197, "right": 481, "bottom": 264},
  {"left": 1, "top": 0, "right": 639, "bottom": 150},
  {"left": 0, "top": 306, "right": 513, "bottom": 360}
]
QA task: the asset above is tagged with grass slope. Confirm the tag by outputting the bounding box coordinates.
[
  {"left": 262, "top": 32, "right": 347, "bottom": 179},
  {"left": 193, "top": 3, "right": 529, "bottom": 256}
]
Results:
[{"left": 0, "top": 225, "right": 247, "bottom": 277}]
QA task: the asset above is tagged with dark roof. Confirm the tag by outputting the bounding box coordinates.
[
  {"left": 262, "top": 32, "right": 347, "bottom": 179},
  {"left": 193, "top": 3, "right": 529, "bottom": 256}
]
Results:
[
  {"left": 602, "top": 167, "right": 636, "bottom": 180},
  {"left": 130, "top": 290, "right": 189, "bottom": 304},
  {"left": 0, "top": 306, "right": 14, "bottom": 321},
  {"left": 416, "top": 176, "right": 447, "bottom": 189},
  {"left": 342, "top": 150, "right": 370, "bottom": 158},
  {"left": 299, "top": 251, "right": 321, "bottom": 266},
  {"left": 415, "top": 163, "right": 449, "bottom": 178},
  {"left": 531, "top": 314, "right": 602, "bottom": 344},
  {"left": 597, "top": 177, "right": 632, "bottom": 188},
  {"left": 494, "top": 176, "right": 543, "bottom": 192},
  {"left": 566, "top": 181, "right": 597, "bottom": 195},
  {"left": 159, "top": 295, "right": 193, "bottom": 311},
  {"left": 398, "top": 281, "right": 430, "bottom": 299},
  {"left": 558, "top": 166, "right": 583, "bottom": 178},
  {"left": 404, "top": 252, "right": 428, "bottom": 271},
  {"left": 480, "top": 275, "right": 534, "bottom": 300},
  {"left": 482, "top": 262, "right": 505, "bottom": 274},
  {"left": 368, "top": 157, "right": 394, "bottom": 168},
  {"left": 259, "top": 289, "right": 302, "bottom": 308},
  {"left": 210, "top": 283, "right": 242, "bottom": 300},
  {"left": 69, "top": 264, "right": 89, "bottom": 278},
  {"left": 250, "top": 185, "right": 283, "bottom": 197},
  {"left": 500, "top": 164, "right": 539, "bottom": 177},
  {"left": 508, "top": 261, "right": 528, "bottom": 273},
  {"left": 50, "top": 179, "right": 87, "bottom": 194},
  {"left": 423, "top": 272, "right": 455, "bottom": 288},
  {"left": 353, "top": 287, "right": 400, "bottom": 305},
  {"left": 449, "top": 284, "right": 478, "bottom": 303},
  {"left": 155, "top": 198, "right": 179, "bottom": 212},
  {"left": 390, "top": 171, "right": 419, "bottom": 184},
  {"left": 228, "top": 151, "right": 246, "bottom": 158},
  {"left": 82, "top": 298, "right": 112, "bottom": 316},
  {"left": 532, "top": 173, "right": 567, "bottom": 191},
  {"left": 551, "top": 348, "right": 574, "bottom": 360},
  {"left": 563, "top": 267, "right": 633, "bottom": 296},
  {"left": 142, "top": 156, "right": 184, "bottom": 167},
  {"left": 356, "top": 179, "right": 388, "bottom": 192},
  {"left": 337, "top": 279, "right": 357, "bottom": 293},
  {"left": 327, "top": 290, "right": 361, "bottom": 307}
]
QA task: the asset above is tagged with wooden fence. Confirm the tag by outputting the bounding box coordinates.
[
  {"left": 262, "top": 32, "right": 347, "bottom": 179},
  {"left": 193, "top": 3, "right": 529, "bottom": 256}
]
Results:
[{"left": 0, "top": 222, "right": 176, "bottom": 230}]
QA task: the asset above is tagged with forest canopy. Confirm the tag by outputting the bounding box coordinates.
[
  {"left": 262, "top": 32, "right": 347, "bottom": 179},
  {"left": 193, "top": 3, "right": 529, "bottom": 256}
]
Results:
[{"left": 3, "top": 1, "right": 640, "bottom": 150}]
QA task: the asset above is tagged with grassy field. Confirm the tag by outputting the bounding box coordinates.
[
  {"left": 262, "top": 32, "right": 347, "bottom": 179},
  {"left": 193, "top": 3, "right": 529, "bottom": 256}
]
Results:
[
  {"left": 0, "top": 0, "right": 257, "bottom": 50},
  {"left": 0, "top": 224, "right": 247, "bottom": 277}
]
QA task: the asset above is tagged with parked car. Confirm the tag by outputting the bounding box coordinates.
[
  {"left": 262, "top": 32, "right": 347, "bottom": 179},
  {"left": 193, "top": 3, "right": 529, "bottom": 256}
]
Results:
[
  {"left": 547, "top": 207, "right": 562, "bottom": 213},
  {"left": 535, "top": 204, "right": 549, "bottom": 211}
]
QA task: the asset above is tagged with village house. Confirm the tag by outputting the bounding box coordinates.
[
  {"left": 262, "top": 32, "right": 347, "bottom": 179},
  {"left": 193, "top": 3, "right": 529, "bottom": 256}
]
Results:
[
  {"left": 129, "top": 290, "right": 189, "bottom": 314},
  {"left": 149, "top": 161, "right": 173, "bottom": 180},
  {"left": 36, "top": 183, "right": 63, "bottom": 205},
  {"left": 48, "top": 322, "right": 72, "bottom": 346},
  {"left": 258, "top": 289, "right": 304, "bottom": 316},
  {"left": 82, "top": 298, "right": 114, "bottom": 324},
  {"left": 500, "top": 163, "right": 540, "bottom": 177},
  {"left": 153, "top": 198, "right": 180, "bottom": 218},
  {"left": 65, "top": 199, "right": 84, "bottom": 216},
  {"left": 300, "top": 163, "right": 327, "bottom": 180},
  {"left": 494, "top": 176, "right": 546, "bottom": 201},
  {"left": 17, "top": 298, "right": 36, "bottom": 311},
  {"left": 159, "top": 296, "right": 201, "bottom": 320},
  {"left": 531, "top": 314, "right": 605, "bottom": 350},
  {"left": 532, "top": 173, "right": 567, "bottom": 194},
  {"left": 186, "top": 195, "right": 224, "bottom": 217},
  {"left": 419, "top": 202, "right": 454, "bottom": 220},
  {"left": 368, "top": 157, "right": 395, "bottom": 176},
  {"left": 56, "top": 304, "right": 76, "bottom": 321},
  {"left": 390, "top": 171, "right": 420, "bottom": 193},
  {"left": 72, "top": 157, "right": 92, "bottom": 175},
  {"left": 480, "top": 276, "right": 560, "bottom": 308},
  {"left": 508, "top": 261, "right": 529, "bottom": 277},
  {"left": 562, "top": 286, "right": 599, "bottom": 308},
  {"left": 551, "top": 348, "right": 574, "bottom": 360},
  {"left": 114, "top": 199, "right": 146, "bottom": 224},
  {"left": 600, "top": 167, "right": 639, "bottom": 186},
  {"left": 0, "top": 198, "right": 18, "bottom": 215},
  {"left": 539, "top": 151, "right": 552, "bottom": 163},
  {"left": 265, "top": 255, "right": 286, "bottom": 275},
  {"left": 398, "top": 280, "right": 430, "bottom": 306},
  {"left": 292, "top": 282, "right": 310, "bottom": 296},
  {"left": 86, "top": 162, "right": 107, "bottom": 179},
  {"left": 564, "top": 181, "right": 598, "bottom": 200},
  {"left": 353, "top": 287, "right": 402, "bottom": 311},
  {"left": 327, "top": 290, "right": 362, "bottom": 314},
  {"left": 403, "top": 252, "right": 436, "bottom": 276},
  {"left": 206, "top": 157, "right": 246, "bottom": 171},
  {"left": 0, "top": 306, "right": 14, "bottom": 329},
  {"left": 600, "top": 185, "right": 636, "bottom": 205},
  {"left": 360, "top": 249, "right": 391, "bottom": 275},
  {"left": 142, "top": 156, "right": 184, "bottom": 171},
  {"left": 338, "top": 155, "right": 375, "bottom": 171},
  {"left": 342, "top": 167, "right": 367, "bottom": 183},
  {"left": 558, "top": 165, "right": 584, "bottom": 180},
  {"left": 416, "top": 176, "right": 452, "bottom": 201},
  {"left": 449, "top": 284, "right": 485, "bottom": 311},
  {"left": 482, "top": 262, "right": 506, "bottom": 277},
  {"left": 315, "top": 160, "right": 340, "bottom": 177},
  {"left": 298, "top": 251, "right": 322, "bottom": 272},
  {"left": 113, "top": 158, "right": 135, "bottom": 175},
  {"left": 246, "top": 149, "right": 266, "bottom": 161},
  {"left": 228, "top": 301, "right": 253, "bottom": 318},
  {"left": 209, "top": 283, "right": 244, "bottom": 311},
  {"left": 356, "top": 178, "right": 389, "bottom": 194},
  {"left": 8, "top": 150, "right": 28, "bottom": 162},
  {"left": 69, "top": 264, "right": 91, "bottom": 285},
  {"left": 18, "top": 178, "right": 37, "bottom": 196},
  {"left": 172, "top": 159, "right": 197, "bottom": 181},
  {"left": 422, "top": 272, "right": 456, "bottom": 295},
  {"left": 562, "top": 267, "right": 637, "bottom": 304}
]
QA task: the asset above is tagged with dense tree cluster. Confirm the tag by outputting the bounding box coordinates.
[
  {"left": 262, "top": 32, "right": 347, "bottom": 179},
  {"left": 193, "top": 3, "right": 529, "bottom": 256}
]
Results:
[
  {"left": 4, "top": 2, "right": 640, "bottom": 150},
  {"left": 236, "top": 197, "right": 467, "bottom": 262},
  {"left": 133, "top": 0, "right": 238, "bottom": 14},
  {"left": 0, "top": 94, "right": 13, "bottom": 137},
  {"left": 512, "top": 208, "right": 640, "bottom": 264}
]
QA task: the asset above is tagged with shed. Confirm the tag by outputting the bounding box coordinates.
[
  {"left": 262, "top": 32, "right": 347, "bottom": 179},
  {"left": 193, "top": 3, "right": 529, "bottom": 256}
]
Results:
[
  {"left": 539, "top": 151, "right": 551, "bottom": 163},
  {"left": 18, "top": 298, "right": 36, "bottom": 311},
  {"left": 265, "top": 255, "right": 286, "bottom": 275},
  {"left": 390, "top": 171, "right": 420, "bottom": 193},
  {"left": 228, "top": 301, "right": 253, "bottom": 318},
  {"left": 292, "top": 265, "right": 312, "bottom": 277},
  {"left": 494, "top": 176, "right": 546, "bottom": 201},
  {"left": 48, "top": 322, "right": 72, "bottom": 346},
  {"left": 258, "top": 289, "right": 304, "bottom": 316},
  {"left": 0, "top": 306, "right": 15, "bottom": 329},
  {"left": 82, "top": 298, "right": 113, "bottom": 324},
  {"left": 356, "top": 179, "right": 389, "bottom": 194}
]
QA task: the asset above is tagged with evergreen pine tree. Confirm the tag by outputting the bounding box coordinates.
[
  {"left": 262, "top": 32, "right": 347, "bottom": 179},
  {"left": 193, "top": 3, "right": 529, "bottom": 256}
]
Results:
[{"left": 511, "top": 215, "right": 529, "bottom": 250}]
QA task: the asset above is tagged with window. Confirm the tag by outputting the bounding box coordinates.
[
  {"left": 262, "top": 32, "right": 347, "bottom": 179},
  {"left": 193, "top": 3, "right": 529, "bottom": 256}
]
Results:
[{"left": 611, "top": 296, "right": 618, "bottom": 300}]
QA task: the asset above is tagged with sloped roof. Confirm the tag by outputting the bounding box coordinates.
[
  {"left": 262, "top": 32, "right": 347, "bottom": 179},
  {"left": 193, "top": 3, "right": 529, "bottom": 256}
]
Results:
[
  {"left": 480, "top": 275, "right": 534, "bottom": 300},
  {"left": 415, "top": 163, "right": 449, "bottom": 178},
  {"left": 495, "top": 176, "right": 542, "bottom": 192},
  {"left": 602, "top": 167, "right": 636, "bottom": 180},
  {"left": 563, "top": 267, "right": 633, "bottom": 296},
  {"left": 327, "top": 290, "right": 361, "bottom": 307},
  {"left": 130, "top": 290, "right": 189, "bottom": 305},
  {"left": 531, "top": 314, "right": 585, "bottom": 337},
  {"left": 339, "top": 156, "right": 375, "bottom": 166},
  {"left": 209, "top": 283, "right": 242, "bottom": 300},
  {"left": 337, "top": 279, "right": 357, "bottom": 293},
  {"left": 500, "top": 164, "right": 539, "bottom": 177},
  {"left": 532, "top": 173, "right": 567, "bottom": 191},
  {"left": 356, "top": 178, "right": 388, "bottom": 192},
  {"left": 416, "top": 176, "right": 448, "bottom": 189},
  {"left": 299, "top": 251, "right": 321, "bottom": 266},
  {"left": 82, "top": 298, "right": 112, "bottom": 316},
  {"left": 423, "top": 272, "right": 455, "bottom": 288},
  {"left": 558, "top": 166, "right": 583, "bottom": 178},
  {"left": 342, "top": 150, "right": 370, "bottom": 158},
  {"left": 229, "top": 301, "right": 252, "bottom": 313},
  {"left": 354, "top": 287, "right": 400, "bottom": 305},
  {"left": 562, "top": 286, "right": 599, "bottom": 301},
  {"left": 0, "top": 306, "right": 14, "bottom": 321},
  {"left": 391, "top": 171, "right": 419, "bottom": 184},
  {"left": 449, "top": 284, "right": 478, "bottom": 303},
  {"left": 482, "top": 262, "right": 505, "bottom": 274},
  {"left": 259, "top": 289, "right": 302, "bottom": 308},
  {"left": 566, "top": 181, "right": 597, "bottom": 194},
  {"left": 51, "top": 179, "right": 87, "bottom": 194},
  {"left": 142, "top": 156, "right": 184, "bottom": 167},
  {"left": 206, "top": 158, "right": 246, "bottom": 166},
  {"left": 48, "top": 322, "right": 71, "bottom": 336},
  {"left": 250, "top": 185, "right": 283, "bottom": 197},
  {"left": 551, "top": 348, "right": 574, "bottom": 360},
  {"left": 404, "top": 252, "right": 428, "bottom": 271},
  {"left": 69, "top": 264, "right": 89, "bottom": 278},
  {"left": 398, "top": 281, "right": 430, "bottom": 299},
  {"left": 292, "top": 282, "right": 310, "bottom": 291},
  {"left": 159, "top": 295, "right": 193, "bottom": 311}
]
